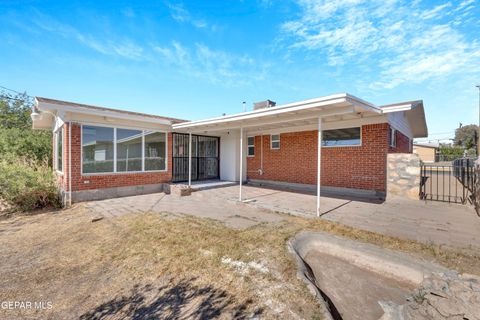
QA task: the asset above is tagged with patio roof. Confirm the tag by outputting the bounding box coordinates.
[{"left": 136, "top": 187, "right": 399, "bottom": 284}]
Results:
[{"left": 172, "top": 93, "right": 427, "bottom": 137}]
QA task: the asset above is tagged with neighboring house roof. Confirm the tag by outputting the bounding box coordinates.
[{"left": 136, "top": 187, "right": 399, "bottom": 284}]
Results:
[{"left": 413, "top": 142, "right": 440, "bottom": 149}]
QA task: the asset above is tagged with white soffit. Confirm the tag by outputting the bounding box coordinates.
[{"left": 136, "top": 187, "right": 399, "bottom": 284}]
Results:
[{"left": 172, "top": 93, "right": 381, "bottom": 132}]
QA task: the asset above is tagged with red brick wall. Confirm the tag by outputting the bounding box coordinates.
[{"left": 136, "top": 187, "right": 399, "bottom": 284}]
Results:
[
  {"left": 56, "top": 123, "right": 172, "bottom": 192},
  {"left": 388, "top": 126, "right": 411, "bottom": 153},
  {"left": 247, "top": 123, "right": 394, "bottom": 192}
]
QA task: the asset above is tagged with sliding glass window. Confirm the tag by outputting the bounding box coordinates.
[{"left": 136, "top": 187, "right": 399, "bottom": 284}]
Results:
[
  {"left": 144, "top": 131, "right": 166, "bottom": 171},
  {"left": 81, "top": 125, "right": 167, "bottom": 174},
  {"left": 116, "top": 129, "right": 143, "bottom": 172},
  {"left": 82, "top": 126, "right": 115, "bottom": 173},
  {"left": 322, "top": 127, "right": 361, "bottom": 147}
]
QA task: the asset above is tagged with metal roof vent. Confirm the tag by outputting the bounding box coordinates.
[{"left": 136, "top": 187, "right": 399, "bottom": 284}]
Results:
[{"left": 253, "top": 100, "right": 276, "bottom": 110}]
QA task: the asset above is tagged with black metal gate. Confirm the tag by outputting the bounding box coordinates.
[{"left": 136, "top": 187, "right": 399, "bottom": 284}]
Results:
[
  {"left": 420, "top": 159, "right": 476, "bottom": 204},
  {"left": 172, "top": 133, "right": 219, "bottom": 182}
]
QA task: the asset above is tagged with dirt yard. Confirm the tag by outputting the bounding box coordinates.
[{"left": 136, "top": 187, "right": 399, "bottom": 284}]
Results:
[{"left": 1, "top": 204, "right": 479, "bottom": 319}]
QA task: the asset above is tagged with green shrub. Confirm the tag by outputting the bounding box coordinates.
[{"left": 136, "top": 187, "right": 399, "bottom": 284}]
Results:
[
  {"left": 0, "top": 128, "right": 52, "bottom": 164},
  {"left": 0, "top": 157, "right": 62, "bottom": 212}
]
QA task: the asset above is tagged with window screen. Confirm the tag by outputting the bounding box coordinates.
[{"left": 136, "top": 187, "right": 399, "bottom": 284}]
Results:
[{"left": 322, "top": 127, "right": 361, "bottom": 146}]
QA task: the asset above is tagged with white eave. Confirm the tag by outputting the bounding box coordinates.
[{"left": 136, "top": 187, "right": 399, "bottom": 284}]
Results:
[
  {"left": 32, "top": 97, "right": 179, "bottom": 130},
  {"left": 380, "top": 100, "right": 428, "bottom": 138},
  {"left": 172, "top": 93, "right": 382, "bottom": 133}
]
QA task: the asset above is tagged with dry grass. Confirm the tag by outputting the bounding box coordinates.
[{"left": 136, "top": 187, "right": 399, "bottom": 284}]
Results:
[{"left": 0, "top": 205, "right": 479, "bottom": 319}]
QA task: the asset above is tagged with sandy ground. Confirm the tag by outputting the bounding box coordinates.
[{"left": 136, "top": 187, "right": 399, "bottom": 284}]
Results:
[{"left": 1, "top": 188, "right": 479, "bottom": 319}]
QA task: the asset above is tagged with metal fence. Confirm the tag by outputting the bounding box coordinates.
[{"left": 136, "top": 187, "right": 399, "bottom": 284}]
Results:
[{"left": 420, "top": 158, "right": 476, "bottom": 204}]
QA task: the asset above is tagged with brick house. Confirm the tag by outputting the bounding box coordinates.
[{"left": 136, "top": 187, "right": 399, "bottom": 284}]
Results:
[{"left": 31, "top": 93, "right": 427, "bottom": 214}]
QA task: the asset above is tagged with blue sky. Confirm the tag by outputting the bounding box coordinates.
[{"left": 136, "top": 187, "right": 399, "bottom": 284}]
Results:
[{"left": 0, "top": 0, "right": 479, "bottom": 142}]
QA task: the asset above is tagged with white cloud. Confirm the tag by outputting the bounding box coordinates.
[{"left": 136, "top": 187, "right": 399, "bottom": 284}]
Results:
[
  {"left": 281, "top": 0, "right": 480, "bottom": 89},
  {"left": 153, "top": 42, "right": 266, "bottom": 86},
  {"left": 419, "top": 2, "right": 451, "bottom": 20},
  {"left": 166, "top": 3, "right": 215, "bottom": 30},
  {"left": 31, "top": 12, "right": 145, "bottom": 60}
]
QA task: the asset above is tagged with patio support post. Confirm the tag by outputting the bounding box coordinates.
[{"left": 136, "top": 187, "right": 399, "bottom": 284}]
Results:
[
  {"left": 188, "top": 132, "right": 192, "bottom": 187},
  {"left": 317, "top": 117, "right": 322, "bottom": 217},
  {"left": 239, "top": 127, "right": 244, "bottom": 201}
]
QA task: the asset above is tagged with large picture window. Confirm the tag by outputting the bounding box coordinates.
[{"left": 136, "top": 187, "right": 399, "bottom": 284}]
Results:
[
  {"left": 56, "top": 126, "right": 63, "bottom": 172},
  {"left": 81, "top": 126, "right": 167, "bottom": 174},
  {"left": 322, "top": 127, "right": 361, "bottom": 147}
]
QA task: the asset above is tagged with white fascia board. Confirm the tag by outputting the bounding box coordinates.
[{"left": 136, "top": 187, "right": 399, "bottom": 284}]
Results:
[
  {"left": 38, "top": 101, "right": 172, "bottom": 126},
  {"left": 380, "top": 104, "right": 413, "bottom": 113},
  {"left": 173, "top": 95, "right": 352, "bottom": 130}
]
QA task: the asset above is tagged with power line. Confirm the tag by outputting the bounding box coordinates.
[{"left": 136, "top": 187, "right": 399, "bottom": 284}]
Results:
[
  {"left": 0, "top": 94, "right": 31, "bottom": 102},
  {"left": 0, "top": 85, "right": 33, "bottom": 98}
]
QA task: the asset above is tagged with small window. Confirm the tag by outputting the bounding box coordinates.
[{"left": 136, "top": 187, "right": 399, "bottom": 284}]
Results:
[
  {"left": 322, "top": 127, "right": 361, "bottom": 147},
  {"left": 247, "top": 136, "right": 255, "bottom": 156},
  {"left": 56, "top": 126, "right": 63, "bottom": 172},
  {"left": 389, "top": 128, "right": 397, "bottom": 147},
  {"left": 271, "top": 134, "right": 280, "bottom": 149}
]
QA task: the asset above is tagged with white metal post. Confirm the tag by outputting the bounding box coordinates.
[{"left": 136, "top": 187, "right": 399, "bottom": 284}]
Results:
[
  {"left": 239, "top": 127, "right": 244, "bottom": 201},
  {"left": 188, "top": 132, "right": 192, "bottom": 187},
  {"left": 317, "top": 118, "right": 322, "bottom": 217}
]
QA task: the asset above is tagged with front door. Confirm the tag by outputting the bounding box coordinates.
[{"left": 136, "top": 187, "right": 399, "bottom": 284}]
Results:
[{"left": 172, "top": 133, "right": 220, "bottom": 182}]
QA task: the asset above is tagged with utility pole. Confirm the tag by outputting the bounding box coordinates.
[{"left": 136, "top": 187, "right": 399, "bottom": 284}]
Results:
[{"left": 477, "top": 85, "right": 480, "bottom": 158}]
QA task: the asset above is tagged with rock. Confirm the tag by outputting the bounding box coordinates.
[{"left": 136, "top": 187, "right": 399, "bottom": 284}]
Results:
[{"left": 381, "top": 272, "right": 480, "bottom": 320}]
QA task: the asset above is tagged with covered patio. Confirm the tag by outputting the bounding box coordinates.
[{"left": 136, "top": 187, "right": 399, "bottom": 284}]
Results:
[{"left": 171, "top": 93, "right": 424, "bottom": 216}]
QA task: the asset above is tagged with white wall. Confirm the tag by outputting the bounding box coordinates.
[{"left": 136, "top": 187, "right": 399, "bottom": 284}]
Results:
[
  {"left": 220, "top": 131, "right": 239, "bottom": 181},
  {"left": 219, "top": 129, "right": 247, "bottom": 182}
]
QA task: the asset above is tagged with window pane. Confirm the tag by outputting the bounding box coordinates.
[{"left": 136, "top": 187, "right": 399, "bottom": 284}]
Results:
[
  {"left": 82, "top": 126, "right": 114, "bottom": 173},
  {"left": 248, "top": 146, "right": 255, "bottom": 156},
  {"left": 271, "top": 141, "right": 280, "bottom": 149},
  {"left": 117, "top": 129, "right": 142, "bottom": 172},
  {"left": 322, "top": 127, "right": 361, "bottom": 146},
  {"left": 247, "top": 137, "right": 254, "bottom": 146},
  {"left": 57, "top": 127, "right": 63, "bottom": 172},
  {"left": 145, "top": 131, "right": 166, "bottom": 171},
  {"left": 271, "top": 134, "right": 280, "bottom": 142}
]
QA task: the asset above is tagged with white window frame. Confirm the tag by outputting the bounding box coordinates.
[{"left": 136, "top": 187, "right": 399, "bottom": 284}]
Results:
[
  {"left": 389, "top": 127, "right": 397, "bottom": 148},
  {"left": 247, "top": 136, "right": 255, "bottom": 157},
  {"left": 55, "top": 126, "right": 64, "bottom": 174},
  {"left": 270, "top": 134, "right": 280, "bottom": 150},
  {"left": 321, "top": 127, "right": 362, "bottom": 148},
  {"left": 80, "top": 124, "right": 168, "bottom": 176}
]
